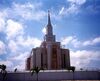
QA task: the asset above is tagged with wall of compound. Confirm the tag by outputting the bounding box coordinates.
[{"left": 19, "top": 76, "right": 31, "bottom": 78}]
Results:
[{"left": 0, "top": 71, "right": 100, "bottom": 81}]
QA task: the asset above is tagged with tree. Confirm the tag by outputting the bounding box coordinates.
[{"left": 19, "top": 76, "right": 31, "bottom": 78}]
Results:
[
  {"left": 71, "top": 66, "right": 75, "bottom": 80},
  {"left": 80, "top": 68, "right": 83, "bottom": 71},
  {"left": 66, "top": 66, "right": 75, "bottom": 72},
  {"left": 0, "top": 65, "right": 2, "bottom": 69},
  {"left": 71, "top": 66, "right": 75, "bottom": 72},
  {"left": 0, "top": 64, "right": 7, "bottom": 81},
  {"left": 66, "top": 66, "right": 75, "bottom": 80},
  {"left": 1, "top": 64, "right": 6, "bottom": 71},
  {"left": 30, "top": 67, "right": 43, "bottom": 81},
  {"left": 0, "top": 65, "right": 2, "bottom": 72},
  {"left": 14, "top": 68, "right": 17, "bottom": 72}
]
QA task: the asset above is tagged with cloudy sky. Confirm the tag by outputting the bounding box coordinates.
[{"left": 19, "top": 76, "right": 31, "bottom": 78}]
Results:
[{"left": 0, "top": 0, "right": 100, "bottom": 71}]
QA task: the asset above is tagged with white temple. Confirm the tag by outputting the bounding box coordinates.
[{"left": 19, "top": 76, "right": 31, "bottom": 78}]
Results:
[{"left": 26, "top": 11, "right": 70, "bottom": 70}]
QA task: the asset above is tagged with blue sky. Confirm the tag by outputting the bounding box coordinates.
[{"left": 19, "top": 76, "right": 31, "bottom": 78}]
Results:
[{"left": 0, "top": 0, "right": 100, "bottom": 71}]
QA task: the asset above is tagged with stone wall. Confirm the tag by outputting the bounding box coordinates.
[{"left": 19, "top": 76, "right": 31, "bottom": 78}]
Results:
[{"left": 0, "top": 71, "right": 100, "bottom": 81}]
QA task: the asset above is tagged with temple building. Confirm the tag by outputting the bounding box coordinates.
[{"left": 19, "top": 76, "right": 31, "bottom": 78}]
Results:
[{"left": 25, "top": 11, "right": 70, "bottom": 70}]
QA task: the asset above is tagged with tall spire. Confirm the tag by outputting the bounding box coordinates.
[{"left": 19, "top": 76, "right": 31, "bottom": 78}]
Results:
[
  {"left": 45, "top": 10, "right": 56, "bottom": 42},
  {"left": 46, "top": 10, "right": 53, "bottom": 35},
  {"left": 48, "top": 10, "right": 51, "bottom": 25}
]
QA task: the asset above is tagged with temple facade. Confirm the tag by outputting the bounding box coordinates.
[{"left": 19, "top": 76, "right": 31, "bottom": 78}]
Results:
[{"left": 25, "top": 11, "right": 70, "bottom": 70}]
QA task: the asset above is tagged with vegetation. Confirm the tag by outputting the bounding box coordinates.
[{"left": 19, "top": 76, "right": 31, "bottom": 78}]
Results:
[
  {"left": 14, "top": 68, "right": 17, "bottom": 72},
  {"left": 66, "top": 66, "right": 75, "bottom": 72},
  {"left": 0, "top": 64, "right": 7, "bottom": 81},
  {"left": 30, "top": 67, "right": 44, "bottom": 81},
  {"left": 0, "top": 65, "right": 1, "bottom": 70},
  {"left": 66, "top": 66, "right": 75, "bottom": 80},
  {"left": 80, "top": 68, "right": 83, "bottom": 71}
]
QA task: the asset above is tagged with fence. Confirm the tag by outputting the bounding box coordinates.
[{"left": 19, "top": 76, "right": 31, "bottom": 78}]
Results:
[{"left": 0, "top": 71, "right": 100, "bottom": 81}]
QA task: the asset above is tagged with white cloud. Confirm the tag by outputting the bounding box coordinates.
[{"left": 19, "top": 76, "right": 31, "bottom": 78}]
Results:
[
  {"left": 0, "top": 2, "right": 43, "bottom": 70},
  {"left": 0, "top": 41, "right": 6, "bottom": 55},
  {"left": 33, "top": 11, "right": 46, "bottom": 21},
  {"left": 59, "top": 7, "right": 65, "bottom": 15},
  {"left": 93, "top": 37, "right": 100, "bottom": 43},
  {"left": 0, "top": 2, "right": 45, "bottom": 70},
  {"left": 12, "top": 2, "right": 46, "bottom": 21},
  {"left": 83, "top": 37, "right": 100, "bottom": 46},
  {"left": 0, "top": 11, "right": 7, "bottom": 18},
  {"left": 8, "top": 40, "right": 18, "bottom": 53},
  {"left": 83, "top": 40, "right": 91, "bottom": 46},
  {"left": 61, "top": 36, "right": 100, "bottom": 69},
  {"left": 7, "top": 35, "right": 41, "bottom": 60},
  {"left": 59, "top": 4, "right": 79, "bottom": 16},
  {"left": 9, "top": 51, "right": 29, "bottom": 61},
  {"left": 0, "top": 11, "right": 7, "bottom": 32},
  {"left": 59, "top": 0, "right": 86, "bottom": 16},
  {"left": 67, "top": 0, "right": 86, "bottom": 5},
  {"left": 70, "top": 50, "right": 100, "bottom": 69},
  {"left": 0, "top": 60, "right": 13, "bottom": 68},
  {"left": 6, "top": 19, "right": 24, "bottom": 39},
  {"left": 17, "top": 36, "right": 42, "bottom": 48},
  {"left": 66, "top": 4, "right": 79, "bottom": 14},
  {"left": 61, "top": 36, "right": 81, "bottom": 47},
  {"left": 8, "top": 52, "right": 29, "bottom": 70},
  {"left": 71, "top": 38, "right": 81, "bottom": 47},
  {"left": 12, "top": 54, "right": 28, "bottom": 61},
  {"left": 0, "top": 18, "right": 6, "bottom": 32},
  {"left": 61, "top": 36, "right": 74, "bottom": 45},
  {"left": 13, "top": 63, "right": 25, "bottom": 71},
  {"left": 61, "top": 36, "right": 100, "bottom": 48},
  {"left": 42, "top": 27, "right": 46, "bottom": 34}
]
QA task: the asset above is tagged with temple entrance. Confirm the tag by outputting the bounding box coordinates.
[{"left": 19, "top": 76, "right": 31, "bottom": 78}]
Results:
[{"left": 51, "top": 45, "right": 58, "bottom": 69}]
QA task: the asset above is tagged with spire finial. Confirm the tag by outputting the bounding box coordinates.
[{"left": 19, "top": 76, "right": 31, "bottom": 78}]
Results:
[
  {"left": 45, "top": 10, "right": 56, "bottom": 42},
  {"left": 48, "top": 10, "right": 50, "bottom": 14},
  {"left": 48, "top": 10, "right": 51, "bottom": 25}
]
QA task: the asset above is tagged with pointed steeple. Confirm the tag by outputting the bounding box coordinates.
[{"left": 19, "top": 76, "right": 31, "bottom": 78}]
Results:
[
  {"left": 45, "top": 10, "right": 56, "bottom": 42},
  {"left": 46, "top": 10, "right": 53, "bottom": 35},
  {"left": 48, "top": 10, "right": 51, "bottom": 26}
]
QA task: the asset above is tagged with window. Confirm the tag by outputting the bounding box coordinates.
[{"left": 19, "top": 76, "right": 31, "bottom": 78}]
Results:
[{"left": 41, "top": 53, "right": 43, "bottom": 67}]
